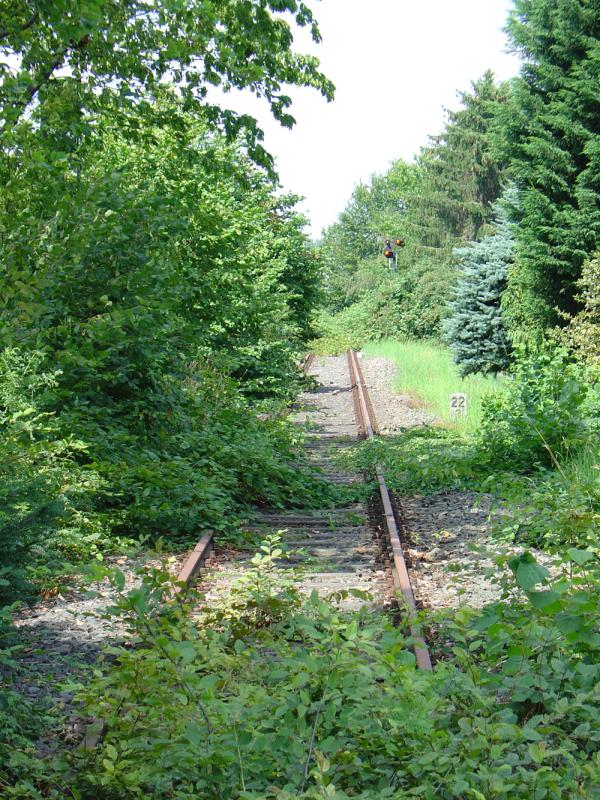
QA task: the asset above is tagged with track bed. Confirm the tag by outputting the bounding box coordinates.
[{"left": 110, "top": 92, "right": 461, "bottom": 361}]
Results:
[{"left": 201, "top": 355, "right": 389, "bottom": 609}]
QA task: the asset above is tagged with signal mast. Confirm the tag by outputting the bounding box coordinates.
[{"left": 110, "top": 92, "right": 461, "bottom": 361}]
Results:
[{"left": 383, "top": 237, "right": 405, "bottom": 271}]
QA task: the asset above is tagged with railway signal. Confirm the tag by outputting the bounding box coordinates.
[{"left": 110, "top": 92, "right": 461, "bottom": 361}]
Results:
[
  {"left": 382, "top": 236, "right": 405, "bottom": 271},
  {"left": 383, "top": 240, "right": 396, "bottom": 271}
]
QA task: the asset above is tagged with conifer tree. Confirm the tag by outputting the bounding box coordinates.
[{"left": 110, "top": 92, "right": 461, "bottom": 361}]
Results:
[
  {"left": 407, "top": 71, "right": 509, "bottom": 251},
  {"left": 444, "top": 192, "right": 515, "bottom": 376},
  {"left": 500, "top": 0, "right": 600, "bottom": 339},
  {"left": 396, "top": 72, "right": 509, "bottom": 337}
]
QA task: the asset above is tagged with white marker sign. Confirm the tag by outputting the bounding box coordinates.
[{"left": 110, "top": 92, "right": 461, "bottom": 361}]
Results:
[{"left": 450, "top": 393, "right": 467, "bottom": 417}]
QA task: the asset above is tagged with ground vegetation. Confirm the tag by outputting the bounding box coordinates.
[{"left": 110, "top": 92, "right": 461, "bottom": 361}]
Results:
[{"left": 4, "top": 0, "right": 600, "bottom": 797}]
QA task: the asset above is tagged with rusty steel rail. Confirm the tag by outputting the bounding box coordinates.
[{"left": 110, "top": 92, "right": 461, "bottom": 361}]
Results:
[
  {"left": 302, "top": 352, "right": 316, "bottom": 374},
  {"left": 347, "top": 349, "right": 432, "bottom": 671},
  {"left": 175, "top": 529, "right": 214, "bottom": 590},
  {"left": 349, "top": 350, "right": 380, "bottom": 435}
]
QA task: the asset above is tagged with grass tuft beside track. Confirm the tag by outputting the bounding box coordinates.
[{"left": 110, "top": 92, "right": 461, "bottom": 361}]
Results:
[{"left": 362, "top": 339, "right": 503, "bottom": 432}]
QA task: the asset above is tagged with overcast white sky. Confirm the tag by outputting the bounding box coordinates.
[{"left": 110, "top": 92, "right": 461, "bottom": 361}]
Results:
[{"left": 215, "top": 0, "right": 521, "bottom": 237}]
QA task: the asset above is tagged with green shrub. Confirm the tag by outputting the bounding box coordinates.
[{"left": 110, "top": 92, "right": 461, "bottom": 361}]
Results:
[
  {"left": 560, "top": 254, "right": 600, "bottom": 374},
  {"left": 343, "top": 427, "right": 484, "bottom": 494},
  {"left": 0, "top": 346, "right": 336, "bottom": 606},
  {"left": 478, "top": 348, "right": 589, "bottom": 471},
  {"left": 0, "top": 349, "right": 96, "bottom": 603},
  {"left": 6, "top": 547, "right": 599, "bottom": 799},
  {"left": 486, "top": 439, "right": 600, "bottom": 552},
  {"left": 0, "top": 104, "right": 333, "bottom": 601}
]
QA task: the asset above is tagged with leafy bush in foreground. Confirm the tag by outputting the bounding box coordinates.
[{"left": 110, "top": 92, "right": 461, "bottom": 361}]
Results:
[
  {"left": 0, "top": 99, "right": 330, "bottom": 599},
  {"left": 4, "top": 545, "right": 599, "bottom": 799},
  {"left": 0, "top": 345, "right": 334, "bottom": 605}
]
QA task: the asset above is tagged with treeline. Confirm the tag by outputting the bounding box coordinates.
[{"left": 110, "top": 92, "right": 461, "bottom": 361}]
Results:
[
  {"left": 0, "top": 1, "right": 332, "bottom": 603},
  {"left": 318, "top": 0, "right": 600, "bottom": 376}
]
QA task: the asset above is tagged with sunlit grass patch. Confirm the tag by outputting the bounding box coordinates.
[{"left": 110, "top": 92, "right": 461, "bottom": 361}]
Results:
[{"left": 362, "top": 339, "right": 503, "bottom": 433}]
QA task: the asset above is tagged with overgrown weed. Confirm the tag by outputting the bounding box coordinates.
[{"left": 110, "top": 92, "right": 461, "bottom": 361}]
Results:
[
  {"left": 4, "top": 541, "right": 600, "bottom": 798},
  {"left": 362, "top": 339, "right": 503, "bottom": 432}
]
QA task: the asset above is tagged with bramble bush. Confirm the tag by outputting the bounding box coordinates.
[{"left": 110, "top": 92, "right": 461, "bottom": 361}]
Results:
[
  {"left": 0, "top": 98, "right": 333, "bottom": 601},
  {"left": 489, "top": 465, "right": 600, "bottom": 551},
  {"left": 0, "top": 345, "right": 336, "bottom": 605}
]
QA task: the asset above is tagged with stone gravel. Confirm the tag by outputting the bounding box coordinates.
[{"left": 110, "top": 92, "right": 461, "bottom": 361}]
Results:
[
  {"left": 204, "top": 355, "right": 390, "bottom": 611},
  {"left": 4, "top": 554, "right": 183, "bottom": 712},
  {"left": 358, "top": 355, "right": 521, "bottom": 611},
  {"left": 357, "top": 355, "right": 437, "bottom": 431},
  {"left": 400, "top": 490, "right": 508, "bottom": 609}
]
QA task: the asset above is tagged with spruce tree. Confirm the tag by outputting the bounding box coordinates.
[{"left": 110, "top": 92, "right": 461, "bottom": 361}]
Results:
[
  {"left": 407, "top": 71, "right": 509, "bottom": 250},
  {"left": 444, "top": 192, "right": 515, "bottom": 376},
  {"left": 500, "top": 0, "right": 600, "bottom": 339},
  {"left": 397, "top": 72, "right": 509, "bottom": 337}
]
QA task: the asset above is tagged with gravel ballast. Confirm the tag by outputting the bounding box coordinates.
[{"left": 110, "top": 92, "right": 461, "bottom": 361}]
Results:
[
  {"left": 358, "top": 354, "right": 516, "bottom": 611},
  {"left": 357, "top": 355, "right": 437, "bottom": 431},
  {"left": 203, "top": 354, "right": 390, "bottom": 610}
]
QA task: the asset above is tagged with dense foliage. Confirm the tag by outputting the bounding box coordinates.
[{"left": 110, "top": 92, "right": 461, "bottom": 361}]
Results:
[
  {"left": 4, "top": 1, "right": 600, "bottom": 798},
  {"left": 4, "top": 543, "right": 600, "bottom": 798},
  {"left": 0, "top": 0, "right": 334, "bottom": 165},
  {"left": 0, "top": 102, "right": 333, "bottom": 604},
  {"left": 0, "top": 0, "right": 338, "bottom": 604},
  {"left": 499, "top": 0, "right": 600, "bottom": 340},
  {"left": 0, "top": 4, "right": 348, "bottom": 792},
  {"left": 560, "top": 255, "right": 600, "bottom": 373},
  {"left": 477, "top": 347, "right": 590, "bottom": 470}
]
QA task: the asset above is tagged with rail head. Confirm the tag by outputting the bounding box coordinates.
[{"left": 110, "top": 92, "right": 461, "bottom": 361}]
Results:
[
  {"left": 175, "top": 529, "right": 215, "bottom": 590},
  {"left": 347, "top": 349, "right": 432, "bottom": 671}
]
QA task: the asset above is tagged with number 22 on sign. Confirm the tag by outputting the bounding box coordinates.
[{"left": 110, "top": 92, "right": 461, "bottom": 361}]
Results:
[{"left": 450, "top": 393, "right": 467, "bottom": 417}]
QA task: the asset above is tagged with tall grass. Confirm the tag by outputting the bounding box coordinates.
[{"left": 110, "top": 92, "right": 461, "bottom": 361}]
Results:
[
  {"left": 362, "top": 339, "right": 503, "bottom": 433},
  {"left": 554, "top": 443, "right": 600, "bottom": 490}
]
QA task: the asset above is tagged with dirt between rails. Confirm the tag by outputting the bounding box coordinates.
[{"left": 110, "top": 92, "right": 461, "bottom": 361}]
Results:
[{"left": 201, "top": 354, "right": 393, "bottom": 612}]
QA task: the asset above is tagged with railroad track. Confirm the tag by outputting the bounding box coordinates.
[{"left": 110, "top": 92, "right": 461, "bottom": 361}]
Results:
[
  {"left": 176, "top": 350, "right": 432, "bottom": 669},
  {"left": 347, "top": 349, "right": 432, "bottom": 669},
  {"left": 172, "top": 351, "right": 318, "bottom": 592}
]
